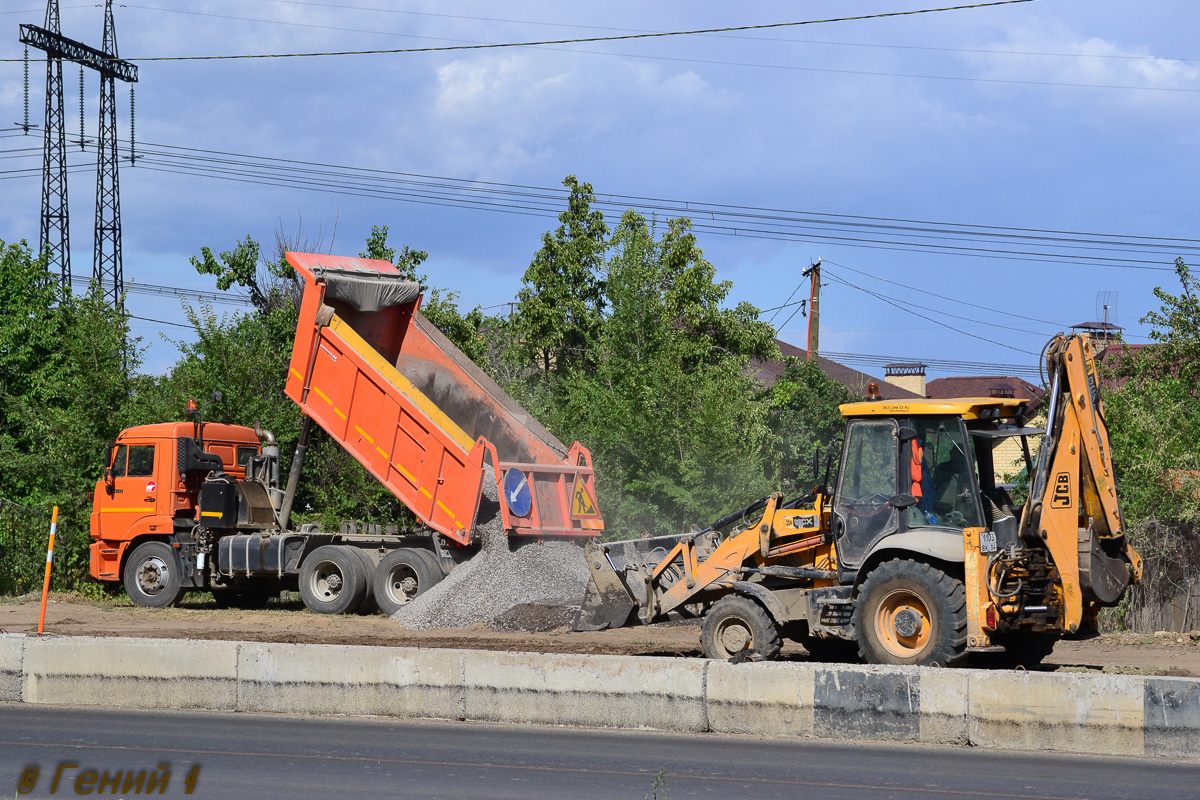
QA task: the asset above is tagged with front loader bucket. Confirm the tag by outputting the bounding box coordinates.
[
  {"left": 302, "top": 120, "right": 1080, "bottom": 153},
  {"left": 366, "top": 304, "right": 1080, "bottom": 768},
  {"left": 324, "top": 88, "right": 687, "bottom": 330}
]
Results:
[{"left": 573, "top": 542, "right": 636, "bottom": 631}]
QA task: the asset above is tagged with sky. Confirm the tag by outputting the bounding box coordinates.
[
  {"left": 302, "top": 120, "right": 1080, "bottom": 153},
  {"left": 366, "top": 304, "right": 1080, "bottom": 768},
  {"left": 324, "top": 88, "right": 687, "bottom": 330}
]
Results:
[{"left": 1, "top": 0, "right": 1197, "bottom": 377}]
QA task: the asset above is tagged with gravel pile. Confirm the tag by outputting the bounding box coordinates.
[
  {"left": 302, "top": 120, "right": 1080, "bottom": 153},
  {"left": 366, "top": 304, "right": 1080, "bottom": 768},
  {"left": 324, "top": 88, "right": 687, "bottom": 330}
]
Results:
[{"left": 390, "top": 472, "right": 591, "bottom": 631}]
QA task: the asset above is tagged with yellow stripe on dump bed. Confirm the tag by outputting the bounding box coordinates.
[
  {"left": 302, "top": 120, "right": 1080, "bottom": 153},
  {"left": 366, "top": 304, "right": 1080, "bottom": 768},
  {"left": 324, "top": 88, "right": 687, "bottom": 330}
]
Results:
[{"left": 328, "top": 315, "right": 475, "bottom": 454}]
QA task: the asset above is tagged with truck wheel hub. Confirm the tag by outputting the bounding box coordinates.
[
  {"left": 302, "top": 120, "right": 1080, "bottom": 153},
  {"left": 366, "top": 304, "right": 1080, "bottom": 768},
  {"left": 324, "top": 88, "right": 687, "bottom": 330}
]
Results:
[{"left": 137, "top": 557, "right": 169, "bottom": 595}]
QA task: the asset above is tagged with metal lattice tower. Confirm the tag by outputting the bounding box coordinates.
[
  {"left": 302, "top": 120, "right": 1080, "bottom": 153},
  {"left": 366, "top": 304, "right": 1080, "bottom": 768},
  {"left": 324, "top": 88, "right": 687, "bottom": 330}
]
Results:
[
  {"left": 21, "top": 1, "right": 138, "bottom": 304},
  {"left": 94, "top": 0, "right": 123, "bottom": 307},
  {"left": 38, "top": 0, "right": 69, "bottom": 286}
]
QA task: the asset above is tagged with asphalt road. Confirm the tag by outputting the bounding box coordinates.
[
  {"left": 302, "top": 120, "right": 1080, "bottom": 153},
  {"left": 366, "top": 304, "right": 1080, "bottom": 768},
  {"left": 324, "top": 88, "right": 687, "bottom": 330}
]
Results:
[{"left": 2, "top": 704, "right": 1197, "bottom": 799}]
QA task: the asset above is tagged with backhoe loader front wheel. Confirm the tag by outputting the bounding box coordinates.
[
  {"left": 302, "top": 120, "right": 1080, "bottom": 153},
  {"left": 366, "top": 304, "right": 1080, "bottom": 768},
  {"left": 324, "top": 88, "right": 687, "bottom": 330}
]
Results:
[
  {"left": 701, "top": 595, "right": 782, "bottom": 662},
  {"left": 853, "top": 559, "right": 967, "bottom": 667}
]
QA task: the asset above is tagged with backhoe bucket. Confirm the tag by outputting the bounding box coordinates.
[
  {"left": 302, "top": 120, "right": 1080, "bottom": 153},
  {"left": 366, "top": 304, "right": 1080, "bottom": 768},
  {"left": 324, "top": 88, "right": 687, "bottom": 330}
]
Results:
[{"left": 574, "top": 542, "right": 636, "bottom": 631}]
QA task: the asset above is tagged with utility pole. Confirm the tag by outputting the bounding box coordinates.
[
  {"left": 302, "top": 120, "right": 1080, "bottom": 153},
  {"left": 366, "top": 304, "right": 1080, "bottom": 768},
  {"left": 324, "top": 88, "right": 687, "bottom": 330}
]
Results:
[
  {"left": 803, "top": 258, "right": 821, "bottom": 361},
  {"left": 21, "top": 0, "right": 138, "bottom": 303},
  {"left": 33, "top": 0, "right": 69, "bottom": 286},
  {"left": 94, "top": 0, "right": 126, "bottom": 309}
]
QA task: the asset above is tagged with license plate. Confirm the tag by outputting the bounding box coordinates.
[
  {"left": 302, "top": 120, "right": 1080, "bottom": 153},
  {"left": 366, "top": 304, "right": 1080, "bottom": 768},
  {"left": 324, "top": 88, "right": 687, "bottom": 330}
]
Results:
[{"left": 980, "top": 531, "right": 998, "bottom": 554}]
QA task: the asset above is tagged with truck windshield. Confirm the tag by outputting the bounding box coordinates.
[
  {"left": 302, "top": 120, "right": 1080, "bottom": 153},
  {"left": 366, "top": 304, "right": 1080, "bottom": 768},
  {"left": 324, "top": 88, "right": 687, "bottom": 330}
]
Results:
[{"left": 909, "top": 417, "right": 981, "bottom": 529}]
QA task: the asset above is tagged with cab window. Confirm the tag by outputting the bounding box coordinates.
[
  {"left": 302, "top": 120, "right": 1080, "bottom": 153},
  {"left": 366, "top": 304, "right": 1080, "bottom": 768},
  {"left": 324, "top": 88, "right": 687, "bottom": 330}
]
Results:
[
  {"left": 111, "top": 444, "right": 128, "bottom": 475},
  {"left": 237, "top": 445, "right": 258, "bottom": 466},
  {"left": 909, "top": 417, "right": 982, "bottom": 529},
  {"left": 126, "top": 445, "right": 156, "bottom": 477}
]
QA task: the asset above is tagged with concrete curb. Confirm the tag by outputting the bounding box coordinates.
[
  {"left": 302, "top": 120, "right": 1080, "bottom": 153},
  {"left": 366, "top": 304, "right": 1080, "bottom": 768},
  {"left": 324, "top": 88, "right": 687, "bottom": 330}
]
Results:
[{"left": 2, "top": 634, "right": 1196, "bottom": 758}]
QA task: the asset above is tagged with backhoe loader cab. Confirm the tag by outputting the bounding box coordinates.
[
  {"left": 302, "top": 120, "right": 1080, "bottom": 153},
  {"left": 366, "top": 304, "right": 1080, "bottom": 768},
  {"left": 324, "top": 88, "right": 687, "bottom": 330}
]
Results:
[{"left": 575, "top": 333, "right": 1142, "bottom": 667}]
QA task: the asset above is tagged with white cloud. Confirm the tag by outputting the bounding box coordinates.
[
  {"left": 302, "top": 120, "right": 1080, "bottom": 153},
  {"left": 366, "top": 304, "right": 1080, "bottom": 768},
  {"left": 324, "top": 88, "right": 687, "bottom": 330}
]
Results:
[{"left": 963, "top": 24, "right": 1199, "bottom": 105}]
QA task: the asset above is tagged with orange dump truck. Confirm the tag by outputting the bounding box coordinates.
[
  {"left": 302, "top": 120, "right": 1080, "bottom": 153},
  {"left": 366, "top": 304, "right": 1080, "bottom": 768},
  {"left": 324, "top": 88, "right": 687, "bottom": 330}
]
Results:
[{"left": 89, "top": 252, "right": 603, "bottom": 614}]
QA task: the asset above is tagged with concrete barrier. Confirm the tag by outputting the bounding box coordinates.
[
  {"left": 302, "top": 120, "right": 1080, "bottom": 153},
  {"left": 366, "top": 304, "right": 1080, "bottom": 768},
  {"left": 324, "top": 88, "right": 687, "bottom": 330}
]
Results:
[
  {"left": 1, "top": 633, "right": 1196, "bottom": 759},
  {"left": 967, "top": 670, "right": 1145, "bottom": 756},
  {"left": 238, "top": 641, "right": 464, "bottom": 720},
  {"left": 20, "top": 635, "right": 239, "bottom": 711},
  {"left": 459, "top": 649, "right": 707, "bottom": 731},
  {"left": 0, "top": 635, "right": 23, "bottom": 703}
]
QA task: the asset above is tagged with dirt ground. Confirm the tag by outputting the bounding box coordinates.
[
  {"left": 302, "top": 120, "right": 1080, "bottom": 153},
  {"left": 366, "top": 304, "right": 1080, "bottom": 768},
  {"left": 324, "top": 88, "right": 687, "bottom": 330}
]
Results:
[{"left": 4, "top": 593, "right": 1199, "bottom": 676}]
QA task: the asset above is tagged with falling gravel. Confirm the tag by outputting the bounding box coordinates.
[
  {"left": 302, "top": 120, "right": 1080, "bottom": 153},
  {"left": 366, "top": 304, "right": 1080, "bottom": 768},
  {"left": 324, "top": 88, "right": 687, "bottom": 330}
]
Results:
[{"left": 390, "top": 472, "right": 591, "bottom": 631}]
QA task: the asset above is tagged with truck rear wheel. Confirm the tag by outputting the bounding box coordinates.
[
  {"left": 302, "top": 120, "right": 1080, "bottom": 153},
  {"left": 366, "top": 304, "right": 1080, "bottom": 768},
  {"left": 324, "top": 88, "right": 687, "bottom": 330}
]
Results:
[
  {"left": 123, "top": 541, "right": 185, "bottom": 609},
  {"left": 700, "top": 595, "right": 782, "bottom": 661},
  {"left": 373, "top": 548, "right": 443, "bottom": 616},
  {"left": 299, "top": 545, "right": 367, "bottom": 614},
  {"left": 853, "top": 559, "right": 967, "bottom": 667},
  {"left": 351, "top": 549, "right": 379, "bottom": 615}
]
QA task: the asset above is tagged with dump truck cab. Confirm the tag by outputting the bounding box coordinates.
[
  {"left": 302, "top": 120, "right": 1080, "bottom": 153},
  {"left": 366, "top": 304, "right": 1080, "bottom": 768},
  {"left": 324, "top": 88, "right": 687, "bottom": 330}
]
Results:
[{"left": 90, "top": 420, "right": 263, "bottom": 596}]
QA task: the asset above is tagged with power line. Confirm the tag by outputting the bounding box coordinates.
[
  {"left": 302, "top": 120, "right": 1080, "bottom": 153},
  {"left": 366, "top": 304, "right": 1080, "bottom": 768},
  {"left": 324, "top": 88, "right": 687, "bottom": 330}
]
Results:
[
  {"left": 817, "top": 350, "right": 1041, "bottom": 377},
  {"left": 256, "top": 0, "right": 1200, "bottom": 64},
  {"left": 822, "top": 269, "right": 1040, "bottom": 355},
  {"left": 2, "top": 1, "right": 1037, "bottom": 62},
  {"left": 5, "top": 136, "right": 1191, "bottom": 271},
  {"left": 821, "top": 258, "right": 1063, "bottom": 327},
  {"left": 112, "top": 141, "right": 1185, "bottom": 270},
  {"left": 126, "top": 312, "right": 197, "bottom": 329}
]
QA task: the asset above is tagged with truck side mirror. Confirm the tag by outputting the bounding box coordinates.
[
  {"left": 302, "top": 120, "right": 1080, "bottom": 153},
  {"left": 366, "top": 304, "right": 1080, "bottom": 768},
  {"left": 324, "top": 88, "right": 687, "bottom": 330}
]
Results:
[
  {"left": 888, "top": 493, "right": 917, "bottom": 509},
  {"left": 103, "top": 443, "right": 114, "bottom": 485},
  {"left": 811, "top": 447, "right": 821, "bottom": 487}
]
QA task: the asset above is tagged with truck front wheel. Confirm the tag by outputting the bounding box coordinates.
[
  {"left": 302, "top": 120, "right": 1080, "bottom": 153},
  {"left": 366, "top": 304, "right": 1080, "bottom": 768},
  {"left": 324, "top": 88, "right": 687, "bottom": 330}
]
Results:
[
  {"left": 852, "top": 559, "right": 967, "bottom": 667},
  {"left": 299, "top": 545, "right": 367, "bottom": 614},
  {"left": 123, "top": 541, "right": 185, "bottom": 609},
  {"left": 373, "top": 548, "right": 443, "bottom": 616}
]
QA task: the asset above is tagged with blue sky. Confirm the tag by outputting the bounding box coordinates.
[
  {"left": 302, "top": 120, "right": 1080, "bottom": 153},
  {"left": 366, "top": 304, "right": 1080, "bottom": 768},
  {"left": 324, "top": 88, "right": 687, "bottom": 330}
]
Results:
[{"left": 1, "top": 0, "right": 1196, "bottom": 376}]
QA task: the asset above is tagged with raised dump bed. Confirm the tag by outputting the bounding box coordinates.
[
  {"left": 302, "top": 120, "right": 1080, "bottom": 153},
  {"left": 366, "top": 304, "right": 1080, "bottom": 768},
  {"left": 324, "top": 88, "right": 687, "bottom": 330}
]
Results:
[{"left": 284, "top": 252, "right": 604, "bottom": 545}]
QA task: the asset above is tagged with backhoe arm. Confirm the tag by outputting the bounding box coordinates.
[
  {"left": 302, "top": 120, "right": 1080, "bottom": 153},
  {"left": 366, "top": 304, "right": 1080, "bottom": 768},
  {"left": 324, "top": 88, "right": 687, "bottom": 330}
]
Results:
[{"left": 1021, "top": 334, "right": 1142, "bottom": 633}]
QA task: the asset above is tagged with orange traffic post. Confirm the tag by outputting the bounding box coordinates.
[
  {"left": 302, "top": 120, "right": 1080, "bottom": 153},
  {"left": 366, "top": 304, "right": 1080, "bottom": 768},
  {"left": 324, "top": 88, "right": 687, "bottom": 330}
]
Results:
[{"left": 37, "top": 506, "right": 58, "bottom": 636}]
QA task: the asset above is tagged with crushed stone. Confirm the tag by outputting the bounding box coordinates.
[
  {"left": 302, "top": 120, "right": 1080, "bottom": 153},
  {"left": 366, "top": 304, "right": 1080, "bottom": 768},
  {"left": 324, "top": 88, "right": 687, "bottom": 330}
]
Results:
[{"left": 390, "top": 469, "right": 591, "bottom": 631}]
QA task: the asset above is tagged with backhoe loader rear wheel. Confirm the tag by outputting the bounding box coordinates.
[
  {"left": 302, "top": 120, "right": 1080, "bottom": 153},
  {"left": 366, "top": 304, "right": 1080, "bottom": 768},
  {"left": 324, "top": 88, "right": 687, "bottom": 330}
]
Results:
[
  {"left": 853, "top": 559, "right": 967, "bottom": 667},
  {"left": 700, "top": 595, "right": 782, "bottom": 662}
]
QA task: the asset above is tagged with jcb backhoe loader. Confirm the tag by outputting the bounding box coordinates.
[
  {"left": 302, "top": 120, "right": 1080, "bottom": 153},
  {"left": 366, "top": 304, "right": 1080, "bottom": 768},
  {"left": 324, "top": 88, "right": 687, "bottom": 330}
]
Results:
[{"left": 575, "top": 334, "right": 1142, "bottom": 666}]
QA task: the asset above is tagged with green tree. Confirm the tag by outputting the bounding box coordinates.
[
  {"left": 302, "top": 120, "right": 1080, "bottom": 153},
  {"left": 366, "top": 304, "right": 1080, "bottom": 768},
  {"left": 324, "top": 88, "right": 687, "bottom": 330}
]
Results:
[
  {"left": 190, "top": 234, "right": 300, "bottom": 313},
  {"left": 0, "top": 239, "right": 135, "bottom": 593},
  {"left": 1099, "top": 258, "right": 1200, "bottom": 630},
  {"left": 766, "top": 358, "right": 855, "bottom": 492},
  {"left": 360, "top": 224, "right": 429, "bottom": 283},
  {"left": 555, "top": 212, "right": 778, "bottom": 536},
  {"left": 1140, "top": 257, "right": 1200, "bottom": 384},
  {"left": 512, "top": 176, "right": 609, "bottom": 379}
]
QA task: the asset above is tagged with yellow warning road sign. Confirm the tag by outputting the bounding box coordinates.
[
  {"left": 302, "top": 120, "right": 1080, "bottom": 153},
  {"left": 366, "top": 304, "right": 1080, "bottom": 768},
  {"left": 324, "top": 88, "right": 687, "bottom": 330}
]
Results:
[{"left": 570, "top": 474, "right": 602, "bottom": 520}]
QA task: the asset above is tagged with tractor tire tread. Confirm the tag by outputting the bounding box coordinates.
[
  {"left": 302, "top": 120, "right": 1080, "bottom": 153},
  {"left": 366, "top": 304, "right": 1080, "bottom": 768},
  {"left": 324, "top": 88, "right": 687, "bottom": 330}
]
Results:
[{"left": 853, "top": 558, "right": 968, "bottom": 667}]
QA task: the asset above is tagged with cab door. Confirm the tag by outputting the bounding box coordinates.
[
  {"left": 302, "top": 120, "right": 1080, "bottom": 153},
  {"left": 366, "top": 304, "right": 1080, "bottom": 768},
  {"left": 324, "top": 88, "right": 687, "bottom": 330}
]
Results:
[
  {"left": 96, "top": 441, "right": 162, "bottom": 540},
  {"left": 830, "top": 419, "right": 900, "bottom": 568}
]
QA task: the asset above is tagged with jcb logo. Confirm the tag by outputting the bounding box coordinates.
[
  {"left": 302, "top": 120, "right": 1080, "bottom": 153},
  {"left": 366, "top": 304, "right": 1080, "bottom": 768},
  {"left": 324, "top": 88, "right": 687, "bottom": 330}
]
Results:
[{"left": 1051, "top": 472, "right": 1071, "bottom": 508}]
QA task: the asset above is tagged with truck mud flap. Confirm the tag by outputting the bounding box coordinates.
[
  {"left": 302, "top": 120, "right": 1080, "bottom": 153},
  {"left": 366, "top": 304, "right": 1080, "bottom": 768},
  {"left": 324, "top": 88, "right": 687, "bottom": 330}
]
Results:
[{"left": 573, "top": 542, "right": 636, "bottom": 631}]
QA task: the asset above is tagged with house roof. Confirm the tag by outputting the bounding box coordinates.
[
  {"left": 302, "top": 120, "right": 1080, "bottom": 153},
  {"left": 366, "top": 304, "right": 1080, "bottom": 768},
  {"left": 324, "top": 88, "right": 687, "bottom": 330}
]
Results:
[
  {"left": 925, "top": 375, "right": 1045, "bottom": 405},
  {"left": 749, "top": 340, "right": 924, "bottom": 400},
  {"left": 1071, "top": 321, "right": 1124, "bottom": 332}
]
